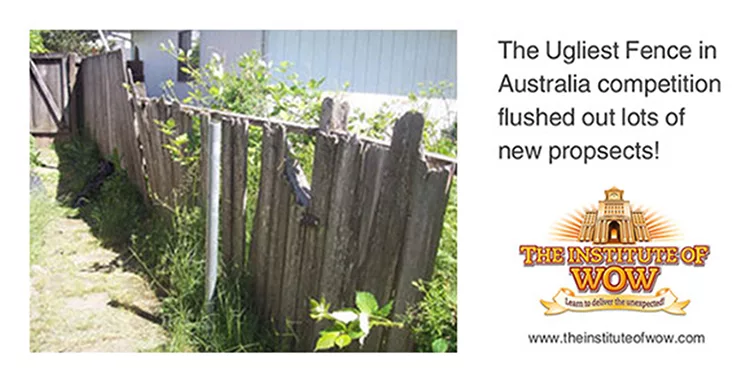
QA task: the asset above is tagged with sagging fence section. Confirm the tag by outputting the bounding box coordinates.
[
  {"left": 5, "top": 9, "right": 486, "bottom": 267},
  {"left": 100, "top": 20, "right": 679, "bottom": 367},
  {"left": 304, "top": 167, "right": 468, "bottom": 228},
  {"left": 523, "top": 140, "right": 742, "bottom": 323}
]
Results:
[
  {"left": 251, "top": 106, "right": 453, "bottom": 351},
  {"left": 76, "top": 49, "right": 456, "bottom": 351}
]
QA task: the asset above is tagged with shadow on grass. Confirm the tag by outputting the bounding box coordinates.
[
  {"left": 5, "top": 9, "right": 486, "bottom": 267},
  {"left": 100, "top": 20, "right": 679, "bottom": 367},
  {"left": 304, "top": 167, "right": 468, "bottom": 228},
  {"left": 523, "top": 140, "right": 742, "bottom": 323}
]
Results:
[
  {"left": 50, "top": 134, "right": 274, "bottom": 352},
  {"left": 53, "top": 136, "right": 146, "bottom": 251}
]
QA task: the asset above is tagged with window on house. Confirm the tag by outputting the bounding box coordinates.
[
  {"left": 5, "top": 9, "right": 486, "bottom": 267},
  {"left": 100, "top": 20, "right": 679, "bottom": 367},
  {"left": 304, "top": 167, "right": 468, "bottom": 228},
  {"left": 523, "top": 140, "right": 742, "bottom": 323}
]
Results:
[{"left": 177, "top": 30, "right": 200, "bottom": 82}]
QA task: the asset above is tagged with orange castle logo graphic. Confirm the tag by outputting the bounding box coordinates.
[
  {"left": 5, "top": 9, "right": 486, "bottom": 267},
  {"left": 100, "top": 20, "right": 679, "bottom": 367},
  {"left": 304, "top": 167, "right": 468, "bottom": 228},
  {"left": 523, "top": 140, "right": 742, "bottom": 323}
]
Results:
[
  {"left": 526, "top": 187, "right": 706, "bottom": 315},
  {"left": 552, "top": 187, "right": 680, "bottom": 244}
]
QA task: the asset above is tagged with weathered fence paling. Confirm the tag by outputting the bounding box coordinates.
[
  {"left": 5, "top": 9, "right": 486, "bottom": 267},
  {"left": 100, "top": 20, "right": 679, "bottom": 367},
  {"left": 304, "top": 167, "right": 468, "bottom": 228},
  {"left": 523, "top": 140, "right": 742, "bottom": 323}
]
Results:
[{"left": 80, "top": 50, "right": 146, "bottom": 197}]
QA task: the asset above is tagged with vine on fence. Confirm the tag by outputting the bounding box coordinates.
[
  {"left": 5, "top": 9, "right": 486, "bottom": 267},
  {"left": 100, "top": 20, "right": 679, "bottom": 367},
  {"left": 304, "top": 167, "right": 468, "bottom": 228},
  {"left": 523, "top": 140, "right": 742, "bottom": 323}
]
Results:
[{"left": 310, "top": 291, "right": 403, "bottom": 351}]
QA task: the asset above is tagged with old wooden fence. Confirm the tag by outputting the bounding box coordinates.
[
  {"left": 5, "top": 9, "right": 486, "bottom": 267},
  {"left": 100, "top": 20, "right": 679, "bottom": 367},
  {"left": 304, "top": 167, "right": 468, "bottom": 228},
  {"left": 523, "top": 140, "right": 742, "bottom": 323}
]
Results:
[
  {"left": 250, "top": 105, "right": 454, "bottom": 351},
  {"left": 78, "top": 49, "right": 456, "bottom": 352}
]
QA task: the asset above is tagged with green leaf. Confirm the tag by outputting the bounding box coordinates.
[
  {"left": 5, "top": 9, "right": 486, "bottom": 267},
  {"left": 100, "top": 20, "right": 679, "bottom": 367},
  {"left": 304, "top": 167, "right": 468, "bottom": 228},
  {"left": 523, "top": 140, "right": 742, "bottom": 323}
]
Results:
[
  {"left": 315, "top": 331, "right": 339, "bottom": 351},
  {"left": 355, "top": 291, "right": 379, "bottom": 314},
  {"left": 331, "top": 321, "right": 347, "bottom": 332},
  {"left": 348, "top": 330, "right": 365, "bottom": 339},
  {"left": 432, "top": 338, "right": 449, "bottom": 353},
  {"left": 376, "top": 300, "right": 393, "bottom": 317},
  {"left": 173, "top": 133, "right": 188, "bottom": 146},
  {"left": 335, "top": 334, "right": 352, "bottom": 349}
]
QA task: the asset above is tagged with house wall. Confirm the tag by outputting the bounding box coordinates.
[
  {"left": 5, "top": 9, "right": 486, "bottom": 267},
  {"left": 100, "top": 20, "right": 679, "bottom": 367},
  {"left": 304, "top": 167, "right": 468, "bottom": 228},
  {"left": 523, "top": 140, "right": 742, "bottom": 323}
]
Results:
[
  {"left": 199, "top": 30, "right": 264, "bottom": 69},
  {"left": 131, "top": 30, "right": 191, "bottom": 98},
  {"left": 265, "top": 30, "right": 457, "bottom": 98}
]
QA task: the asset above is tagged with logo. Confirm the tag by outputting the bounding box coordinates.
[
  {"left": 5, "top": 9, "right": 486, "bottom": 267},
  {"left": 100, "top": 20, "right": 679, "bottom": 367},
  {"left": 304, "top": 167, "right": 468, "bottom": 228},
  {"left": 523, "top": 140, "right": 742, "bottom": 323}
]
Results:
[{"left": 522, "top": 187, "right": 709, "bottom": 315}]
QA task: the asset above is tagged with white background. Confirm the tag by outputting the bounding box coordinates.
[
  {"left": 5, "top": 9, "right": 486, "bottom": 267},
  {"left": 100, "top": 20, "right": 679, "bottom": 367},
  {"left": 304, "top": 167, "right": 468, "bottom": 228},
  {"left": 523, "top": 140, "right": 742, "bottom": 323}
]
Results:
[{"left": 3, "top": 1, "right": 749, "bottom": 388}]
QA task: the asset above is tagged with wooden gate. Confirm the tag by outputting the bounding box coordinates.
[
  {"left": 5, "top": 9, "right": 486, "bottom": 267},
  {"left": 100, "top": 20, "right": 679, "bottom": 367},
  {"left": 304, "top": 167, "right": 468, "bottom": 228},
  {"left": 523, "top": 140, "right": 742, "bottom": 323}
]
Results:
[{"left": 29, "top": 53, "right": 80, "bottom": 135}]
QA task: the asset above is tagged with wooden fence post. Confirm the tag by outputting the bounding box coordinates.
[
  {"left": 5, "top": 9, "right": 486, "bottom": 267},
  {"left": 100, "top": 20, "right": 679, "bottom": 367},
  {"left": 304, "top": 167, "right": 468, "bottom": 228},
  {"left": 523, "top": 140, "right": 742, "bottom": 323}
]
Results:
[{"left": 360, "top": 112, "right": 425, "bottom": 351}]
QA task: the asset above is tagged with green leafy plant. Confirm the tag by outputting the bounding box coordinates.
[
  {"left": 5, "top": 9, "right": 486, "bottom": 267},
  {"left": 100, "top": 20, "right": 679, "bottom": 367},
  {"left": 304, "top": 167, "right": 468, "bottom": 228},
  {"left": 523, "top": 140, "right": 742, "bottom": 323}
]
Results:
[
  {"left": 160, "top": 43, "right": 325, "bottom": 125},
  {"left": 310, "top": 291, "right": 403, "bottom": 351},
  {"left": 38, "top": 30, "right": 103, "bottom": 55},
  {"left": 30, "top": 30, "right": 47, "bottom": 54},
  {"left": 155, "top": 117, "right": 202, "bottom": 167},
  {"left": 348, "top": 81, "right": 457, "bottom": 158}
]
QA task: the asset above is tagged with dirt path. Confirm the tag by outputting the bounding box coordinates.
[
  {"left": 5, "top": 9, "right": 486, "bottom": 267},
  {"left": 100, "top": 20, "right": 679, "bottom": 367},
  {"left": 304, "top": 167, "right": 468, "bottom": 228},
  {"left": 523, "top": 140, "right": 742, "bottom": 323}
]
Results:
[{"left": 30, "top": 148, "right": 167, "bottom": 352}]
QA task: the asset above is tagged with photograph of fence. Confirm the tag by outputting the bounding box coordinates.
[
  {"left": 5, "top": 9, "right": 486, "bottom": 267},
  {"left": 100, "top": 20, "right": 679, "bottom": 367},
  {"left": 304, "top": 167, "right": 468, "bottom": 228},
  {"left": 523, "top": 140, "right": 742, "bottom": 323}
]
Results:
[{"left": 34, "top": 38, "right": 456, "bottom": 352}]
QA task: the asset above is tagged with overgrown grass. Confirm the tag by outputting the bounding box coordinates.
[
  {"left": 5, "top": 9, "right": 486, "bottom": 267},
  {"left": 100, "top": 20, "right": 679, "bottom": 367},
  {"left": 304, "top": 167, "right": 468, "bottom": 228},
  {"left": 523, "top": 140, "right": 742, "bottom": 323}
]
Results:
[
  {"left": 130, "top": 201, "right": 268, "bottom": 352},
  {"left": 50, "top": 137, "right": 268, "bottom": 352},
  {"left": 54, "top": 137, "right": 101, "bottom": 200},
  {"left": 85, "top": 169, "right": 146, "bottom": 247}
]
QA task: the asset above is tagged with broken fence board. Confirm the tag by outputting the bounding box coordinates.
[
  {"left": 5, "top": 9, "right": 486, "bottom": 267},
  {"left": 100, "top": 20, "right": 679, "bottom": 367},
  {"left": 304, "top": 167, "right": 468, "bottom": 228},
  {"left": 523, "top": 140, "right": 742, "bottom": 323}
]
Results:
[{"left": 299, "top": 132, "right": 338, "bottom": 350}]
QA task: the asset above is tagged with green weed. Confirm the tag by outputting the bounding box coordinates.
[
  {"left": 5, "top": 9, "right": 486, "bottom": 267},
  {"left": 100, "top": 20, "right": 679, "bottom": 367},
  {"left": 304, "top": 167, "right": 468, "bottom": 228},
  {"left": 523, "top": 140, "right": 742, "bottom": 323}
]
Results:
[
  {"left": 82, "top": 169, "right": 145, "bottom": 247},
  {"left": 53, "top": 136, "right": 102, "bottom": 201}
]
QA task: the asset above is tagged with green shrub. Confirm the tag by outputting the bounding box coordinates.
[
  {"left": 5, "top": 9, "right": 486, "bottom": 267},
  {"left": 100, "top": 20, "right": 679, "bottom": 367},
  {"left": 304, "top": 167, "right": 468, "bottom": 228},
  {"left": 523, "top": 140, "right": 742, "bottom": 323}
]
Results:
[
  {"left": 82, "top": 169, "right": 145, "bottom": 247},
  {"left": 54, "top": 136, "right": 102, "bottom": 201},
  {"left": 30, "top": 30, "right": 47, "bottom": 54}
]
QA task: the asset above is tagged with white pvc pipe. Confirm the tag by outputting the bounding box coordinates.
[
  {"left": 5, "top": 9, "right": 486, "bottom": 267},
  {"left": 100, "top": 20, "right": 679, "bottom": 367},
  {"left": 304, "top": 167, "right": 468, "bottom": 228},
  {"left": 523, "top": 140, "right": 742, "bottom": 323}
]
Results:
[
  {"left": 205, "top": 120, "right": 221, "bottom": 311},
  {"left": 98, "top": 30, "right": 111, "bottom": 52}
]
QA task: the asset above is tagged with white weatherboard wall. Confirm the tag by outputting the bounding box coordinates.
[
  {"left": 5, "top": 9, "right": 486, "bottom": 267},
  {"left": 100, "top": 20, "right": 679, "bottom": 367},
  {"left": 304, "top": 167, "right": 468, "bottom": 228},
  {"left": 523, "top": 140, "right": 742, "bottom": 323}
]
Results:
[{"left": 265, "top": 30, "right": 457, "bottom": 98}]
